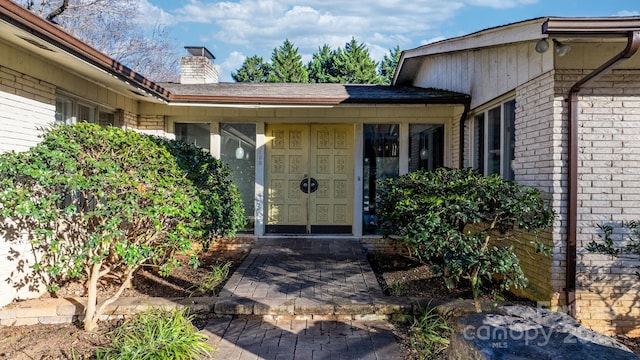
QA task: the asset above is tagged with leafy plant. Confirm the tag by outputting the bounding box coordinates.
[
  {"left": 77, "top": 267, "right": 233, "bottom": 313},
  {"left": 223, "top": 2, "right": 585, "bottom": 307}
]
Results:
[
  {"left": 377, "top": 168, "right": 555, "bottom": 311},
  {"left": 387, "top": 279, "right": 407, "bottom": 296},
  {"left": 588, "top": 221, "right": 640, "bottom": 278},
  {"left": 193, "top": 261, "right": 233, "bottom": 295},
  {"left": 149, "top": 136, "right": 246, "bottom": 245},
  {"left": 407, "top": 307, "right": 453, "bottom": 359},
  {"left": 97, "top": 307, "right": 213, "bottom": 359},
  {"left": 0, "top": 123, "right": 243, "bottom": 330}
]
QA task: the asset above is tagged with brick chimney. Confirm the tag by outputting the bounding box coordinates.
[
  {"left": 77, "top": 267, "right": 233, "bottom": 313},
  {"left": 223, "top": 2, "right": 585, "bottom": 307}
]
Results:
[{"left": 180, "top": 46, "right": 219, "bottom": 84}]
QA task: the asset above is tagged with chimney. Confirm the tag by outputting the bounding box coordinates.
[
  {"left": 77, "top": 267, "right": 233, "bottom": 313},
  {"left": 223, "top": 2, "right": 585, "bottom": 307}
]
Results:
[{"left": 180, "top": 46, "right": 219, "bottom": 84}]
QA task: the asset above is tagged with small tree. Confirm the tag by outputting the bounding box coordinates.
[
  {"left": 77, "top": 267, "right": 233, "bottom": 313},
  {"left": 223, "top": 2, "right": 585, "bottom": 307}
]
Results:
[
  {"left": 377, "top": 168, "right": 554, "bottom": 311},
  {"left": 267, "top": 39, "right": 308, "bottom": 83},
  {"left": 379, "top": 45, "right": 401, "bottom": 85},
  {"left": 0, "top": 123, "right": 243, "bottom": 330},
  {"left": 232, "top": 55, "right": 271, "bottom": 83}
]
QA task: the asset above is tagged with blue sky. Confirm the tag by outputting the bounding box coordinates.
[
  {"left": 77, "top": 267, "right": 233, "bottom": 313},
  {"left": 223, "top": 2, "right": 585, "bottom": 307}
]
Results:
[{"left": 135, "top": 0, "right": 639, "bottom": 82}]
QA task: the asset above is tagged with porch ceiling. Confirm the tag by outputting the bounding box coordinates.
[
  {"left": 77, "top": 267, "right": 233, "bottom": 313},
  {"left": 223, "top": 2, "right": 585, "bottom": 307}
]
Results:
[{"left": 160, "top": 82, "right": 470, "bottom": 106}]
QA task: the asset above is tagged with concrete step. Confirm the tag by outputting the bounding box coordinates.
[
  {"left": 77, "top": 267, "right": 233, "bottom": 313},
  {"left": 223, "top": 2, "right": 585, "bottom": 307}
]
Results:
[{"left": 0, "top": 295, "right": 434, "bottom": 325}]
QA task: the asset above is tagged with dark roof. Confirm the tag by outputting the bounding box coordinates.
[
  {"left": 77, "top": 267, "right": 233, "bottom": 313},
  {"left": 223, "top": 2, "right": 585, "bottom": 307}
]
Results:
[{"left": 160, "top": 82, "right": 470, "bottom": 105}]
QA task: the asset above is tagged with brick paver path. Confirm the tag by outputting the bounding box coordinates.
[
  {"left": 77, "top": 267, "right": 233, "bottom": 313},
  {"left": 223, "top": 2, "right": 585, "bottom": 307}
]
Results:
[
  {"left": 203, "top": 237, "right": 404, "bottom": 359},
  {"left": 203, "top": 317, "right": 402, "bottom": 360}
]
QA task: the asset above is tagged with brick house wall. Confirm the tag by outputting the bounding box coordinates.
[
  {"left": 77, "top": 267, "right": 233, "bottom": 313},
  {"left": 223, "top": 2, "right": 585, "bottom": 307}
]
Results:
[
  {"left": 556, "top": 69, "right": 640, "bottom": 336},
  {"left": 483, "top": 68, "right": 640, "bottom": 336},
  {"left": 0, "top": 66, "right": 56, "bottom": 153},
  {"left": 0, "top": 65, "right": 57, "bottom": 306},
  {"left": 512, "top": 71, "right": 566, "bottom": 308}
]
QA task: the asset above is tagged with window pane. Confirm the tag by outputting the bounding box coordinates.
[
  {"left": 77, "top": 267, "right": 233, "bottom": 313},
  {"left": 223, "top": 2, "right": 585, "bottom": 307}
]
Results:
[
  {"left": 363, "top": 124, "right": 399, "bottom": 235},
  {"left": 175, "top": 123, "right": 211, "bottom": 151},
  {"left": 409, "top": 124, "right": 444, "bottom": 172},
  {"left": 487, "top": 106, "right": 501, "bottom": 175},
  {"left": 77, "top": 104, "right": 95, "bottom": 123},
  {"left": 55, "top": 98, "right": 73, "bottom": 124},
  {"left": 472, "top": 114, "right": 484, "bottom": 173},
  {"left": 502, "top": 100, "right": 516, "bottom": 180},
  {"left": 221, "top": 123, "right": 256, "bottom": 233}
]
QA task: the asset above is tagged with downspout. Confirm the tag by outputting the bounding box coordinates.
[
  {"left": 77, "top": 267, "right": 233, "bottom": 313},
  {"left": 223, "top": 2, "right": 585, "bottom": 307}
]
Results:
[
  {"left": 458, "top": 98, "right": 471, "bottom": 168},
  {"left": 565, "top": 30, "right": 640, "bottom": 318}
]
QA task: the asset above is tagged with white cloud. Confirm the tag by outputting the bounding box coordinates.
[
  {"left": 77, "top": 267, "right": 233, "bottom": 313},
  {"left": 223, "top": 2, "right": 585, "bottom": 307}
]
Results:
[
  {"left": 148, "top": 0, "right": 542, "bottom": 77},
  {"left": 464, "top": 0, "right": 538, "bottom": 9},
  {"left": 136, "top": 0, "right": 176, "bottom": 26},
  {"left": 172, "top": 0, "right": 465, "bottom": 60},
  {"left": 616, "top": 10, "right": 640, "bottom": 16},
  {"left": 420, "top": 36, "right": 447, "bottom": 45},
  {"left": 218, "top": 51, "right": 247, "bottom": 82}
]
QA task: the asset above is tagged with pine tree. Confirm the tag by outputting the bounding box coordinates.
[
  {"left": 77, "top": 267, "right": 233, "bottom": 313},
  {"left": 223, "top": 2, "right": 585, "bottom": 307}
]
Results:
[
  {"left": 379, "top": 45, "right": 401, "bottom": 85},
  {"left": 308, "top": 44, "right": 338, "bottom": 83},
  {"left": 332, "top": 37, "right": 382, "bottom": 84},
  {"left": 267, "top": 39, "right": 308, "bottom": 83},
  {"left": 232, "top": 55, "right": 271, "bottom": 83}
]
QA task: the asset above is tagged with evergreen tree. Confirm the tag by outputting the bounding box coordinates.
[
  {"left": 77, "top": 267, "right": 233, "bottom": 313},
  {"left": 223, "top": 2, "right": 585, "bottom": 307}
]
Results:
[
  {"left": 332, "top": 37, "right": 382, "bottom": 84},
  {"left": 267, "top": 39, "right": 308, "bottom": 83},
  {"left": 308, "top": 44, "right": 338, "bottom": 83},
  {"left": 232, "top": 55, "right": 271, "bottom": 83},
  {"left": 379, "top": 45, "right": 401, "bottom": 85}
]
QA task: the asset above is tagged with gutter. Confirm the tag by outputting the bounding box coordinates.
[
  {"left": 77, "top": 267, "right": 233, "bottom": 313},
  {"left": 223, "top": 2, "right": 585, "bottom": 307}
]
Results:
[
  {"left": 563, "top": 30, "right": 640, "bottom": 318},
  {"left": 0, "top": 1, "right": 171, "bottom": 101},
  {"left": 458, "top": 100, "right": 471, "bottom": 168}
]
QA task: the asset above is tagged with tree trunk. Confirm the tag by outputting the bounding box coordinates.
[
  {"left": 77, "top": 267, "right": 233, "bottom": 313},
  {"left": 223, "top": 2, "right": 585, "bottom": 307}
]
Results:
[{"left": 83, "top": 262, "right": 102, "bottom": 331}]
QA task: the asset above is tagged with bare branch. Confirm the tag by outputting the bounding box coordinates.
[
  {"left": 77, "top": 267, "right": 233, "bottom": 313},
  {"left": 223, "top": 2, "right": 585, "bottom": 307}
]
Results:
[{"left": 45, "top": 0, "right": 68, "bottom": 22}]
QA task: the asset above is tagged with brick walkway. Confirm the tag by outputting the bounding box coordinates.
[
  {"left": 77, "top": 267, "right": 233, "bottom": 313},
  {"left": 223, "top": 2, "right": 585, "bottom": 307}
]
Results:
[{"left": 202, "top": 237, "right": 404, "bottom": 359}]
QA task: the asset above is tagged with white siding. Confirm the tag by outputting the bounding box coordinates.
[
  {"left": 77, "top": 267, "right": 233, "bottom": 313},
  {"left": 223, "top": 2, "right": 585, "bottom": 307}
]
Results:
[
  {"left": 413, "top": 42, "right": 554, "bottom": 108},
  {"left": 0, "top": 91, "right": 54, "bottom": 153}
]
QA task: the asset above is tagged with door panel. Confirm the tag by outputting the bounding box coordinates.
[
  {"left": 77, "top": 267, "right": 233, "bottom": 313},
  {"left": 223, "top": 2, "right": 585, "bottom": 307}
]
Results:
[
  {"left": 265, "top": 124, "right": 354, "bottom": 234},
  {"left": 265, "top": 125, "right": 310, "bottom": 233},
  {"left": 309, "top": 124, "right": 354, "bottom": 233}
]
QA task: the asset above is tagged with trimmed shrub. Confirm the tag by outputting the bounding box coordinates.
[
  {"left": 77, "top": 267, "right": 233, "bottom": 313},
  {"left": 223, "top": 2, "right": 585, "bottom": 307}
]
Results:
[
  {"left": 0, "top": 123, "right": 243, "bottom": 330},
  {"left": 377, "top": 168, "right": 554, "bottom": 310}
]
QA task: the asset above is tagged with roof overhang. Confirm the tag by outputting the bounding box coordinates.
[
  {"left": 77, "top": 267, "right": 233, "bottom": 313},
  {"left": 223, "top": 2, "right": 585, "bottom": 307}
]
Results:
[
  {"left": 395, "top": 16, "right": 640, "bottom": 86},
  {"left": 543, "top": 17, "right": 640, "bottom": 37},
  {"left": 0, "top": 1, "right": 170, "bottom": 103}
]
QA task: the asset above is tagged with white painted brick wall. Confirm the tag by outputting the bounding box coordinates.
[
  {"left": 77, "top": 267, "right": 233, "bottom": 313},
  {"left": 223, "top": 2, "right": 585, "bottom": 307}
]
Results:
[
  {"left": 555, "top": 69, "right": 640, "bottom": 335},
  {"left": 0, "top": 91, "right": 55, "bottom": 153},
  {"left": 0, "top": 66, "right": 56, "bottom": 306}
]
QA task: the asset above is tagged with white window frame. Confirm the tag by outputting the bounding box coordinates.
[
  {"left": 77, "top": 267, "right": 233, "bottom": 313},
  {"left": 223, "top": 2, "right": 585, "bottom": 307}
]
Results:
[
  {"left": 55, "top": 94, "right": 114, "bottom": 126},
  {"left": 469, "top": 98, "right": 515, "bottom": 180}
]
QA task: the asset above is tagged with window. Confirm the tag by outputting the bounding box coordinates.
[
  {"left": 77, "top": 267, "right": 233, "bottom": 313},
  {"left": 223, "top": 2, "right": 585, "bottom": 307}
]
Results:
[
  {"left": 220, "top": 123, "right": 256, "bottom": 233},
  {"left": 363, "top": 124, "right": 399, "bottom": 234},
  {"left": 470, "top": 99, "right": 515, "bottom": 180},
  {"left": 409, "top": 124, "right": 444, "bottom": 172},
  {"left": 55, "top": 96, "right": 114, "bottom": 126},
  {"left": 175, "top": 123, "right": 211, "bottom": 151}
]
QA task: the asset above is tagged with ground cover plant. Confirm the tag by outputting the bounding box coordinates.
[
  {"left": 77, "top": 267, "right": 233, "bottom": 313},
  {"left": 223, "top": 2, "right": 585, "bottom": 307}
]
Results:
[
  {"left": 96, "top": 307, "right": 212, "bottom": 360},
  {"left": 377, "top": 168, "right": 555, "bottom": 311},
  {"left": 0, "top": 123, "right": 244, "bottom": 331}
]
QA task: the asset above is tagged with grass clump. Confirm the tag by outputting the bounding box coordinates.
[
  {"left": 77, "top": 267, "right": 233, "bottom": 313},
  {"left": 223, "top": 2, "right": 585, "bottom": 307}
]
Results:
[
  {"left": 193, "top": 261, "right": 233, "bottom": 295},
  {"left": 97, "top": 307, "right": 213, "bottom": 360},
  {"left": 407, "top": 307, "right": 453, "bottom": 359}
]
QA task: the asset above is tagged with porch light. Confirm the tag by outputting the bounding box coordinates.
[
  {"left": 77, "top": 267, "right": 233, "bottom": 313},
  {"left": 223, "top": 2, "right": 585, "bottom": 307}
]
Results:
[
  {"left": 235, "top": 140, "right": 245, "bottom": 159},
  {"left": 534, "top": 38, "right": 549, "bottom": 53},
  {"left": 553, "top": 39, "right": 570, "bottom": 57}
]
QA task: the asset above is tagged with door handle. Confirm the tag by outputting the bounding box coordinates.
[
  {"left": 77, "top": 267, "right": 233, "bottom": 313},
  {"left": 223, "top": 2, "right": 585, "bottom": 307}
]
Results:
[{"left": 300, "top": 177, "right": 319, "bottom": 193}]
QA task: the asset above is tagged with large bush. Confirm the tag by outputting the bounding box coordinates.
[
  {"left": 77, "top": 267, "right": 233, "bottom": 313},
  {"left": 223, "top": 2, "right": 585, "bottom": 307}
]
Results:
[
  {"left": 377, "top": 168, "right": 554, "bottom": 310},
  {"left": 0, "top": 123, "right": 244, "bottom": 330},
  {"left": 150, "top": 136, "right": 246, "bottom": 243}
]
